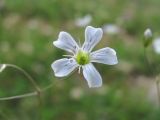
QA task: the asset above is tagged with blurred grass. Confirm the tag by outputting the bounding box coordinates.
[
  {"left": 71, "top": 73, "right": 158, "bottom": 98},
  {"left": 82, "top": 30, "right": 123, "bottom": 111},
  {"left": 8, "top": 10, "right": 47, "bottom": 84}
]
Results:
[{"left": 1, "top": 0, "right": 160, "bottom": 120}]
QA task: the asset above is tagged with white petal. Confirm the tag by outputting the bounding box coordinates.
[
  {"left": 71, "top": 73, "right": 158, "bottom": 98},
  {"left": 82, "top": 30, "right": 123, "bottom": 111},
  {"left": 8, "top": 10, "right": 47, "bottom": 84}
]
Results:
[
  {"left": 75, "top": 14, "right": 92, "bottom": 27},
  {"left": 153, "top": 37, "right": 160, "bottom": 54},
  {"left": 53, "top": 32, "right": 79, "bottom": 54},
  {"left": 90, "top": 47, "right": 118, "bottom": 65},
  {"left": 82, "top": 63, "right": 102, "bottom": 88},
  {"left": 82, "top": 26, "right": 103, "bottom": 52},
  {"left": 51, "top": 58, "right": 78, "bottom": 77},
  {"left": 102, "top": 24, "right": 120, "bottom": 35}
]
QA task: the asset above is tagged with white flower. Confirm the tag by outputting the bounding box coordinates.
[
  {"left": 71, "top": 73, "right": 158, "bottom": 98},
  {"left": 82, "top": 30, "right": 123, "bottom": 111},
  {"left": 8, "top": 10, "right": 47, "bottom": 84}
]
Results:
[
  {"left": 102, "top": 24, "right": 120, "bottom": 35},
  {"left": 51, "top": 26, "right": 118, "bottom": 88},
  {"left": 75, "top": 15, "right": 92, "bottom": 27},
  {"left": 144, "top": 28, "right": 152, "bottom": 39},
  {"left": 153, "top": 37, "right": 160, "bottom": 54}
]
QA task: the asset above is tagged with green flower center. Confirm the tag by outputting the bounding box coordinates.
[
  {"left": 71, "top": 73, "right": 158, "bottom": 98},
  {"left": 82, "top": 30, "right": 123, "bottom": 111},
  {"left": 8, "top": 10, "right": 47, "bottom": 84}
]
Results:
[{"left": 76, "top": 50, "right": 90, "bottom": 65}]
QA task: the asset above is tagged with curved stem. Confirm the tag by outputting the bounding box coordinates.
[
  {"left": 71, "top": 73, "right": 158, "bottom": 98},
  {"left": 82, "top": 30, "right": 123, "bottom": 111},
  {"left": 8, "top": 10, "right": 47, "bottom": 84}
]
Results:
[
  {"left": 0, "top": 63, "right": 42, "bottom": 100},
  {"left": 0, "top": 82, "right": 54, "bottom": 100},
  {"left": 0, "top": 63, "right": 74, "bottom": 101},
  {"left": 5, "top": 64, "right": 41, "bottom": 92},
  {"left": 143, "top": 48, "right": 153, "bottom": 75},
  {"left": 0, "top": 79, "right": 56, "bottom": 101},
  {"left": 0, "top": 92, "right": 37, "bottom": 100}
]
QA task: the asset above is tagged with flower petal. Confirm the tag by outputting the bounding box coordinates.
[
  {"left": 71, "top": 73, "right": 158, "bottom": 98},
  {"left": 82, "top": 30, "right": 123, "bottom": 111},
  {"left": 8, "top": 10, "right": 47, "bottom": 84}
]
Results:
[
  {"left": 53, "top": 32, "right": 79, "bottom": 54},
  {"left": 82, "top": 26, "right": 103, "bottom": 52},
  {"left": 51, "top": 58, "right": 78, "bottom": 77},
  {"left": 90, "top": 47, "right": 118, "bottom": 65},
  {"left": 75, "top": 14, "right": 92, "bottom": 27},
  {"left": 82, "top": 63, "right": 102, "bottom": 88},
  {"left": 153, "top": 37, "right": 160, "bottom": 54}
]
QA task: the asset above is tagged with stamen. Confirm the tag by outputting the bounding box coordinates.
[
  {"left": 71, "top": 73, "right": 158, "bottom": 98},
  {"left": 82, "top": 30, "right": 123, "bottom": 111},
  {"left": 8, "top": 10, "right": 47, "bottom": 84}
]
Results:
[
  {"left": 78, "top": 66, "right": 81, "bottom": 74},
  {"left": 78, "top": 39, "right": 81, "bottom": 47},
  {"left": 63, "top": 55, "right": 73, "bottom": 58}
]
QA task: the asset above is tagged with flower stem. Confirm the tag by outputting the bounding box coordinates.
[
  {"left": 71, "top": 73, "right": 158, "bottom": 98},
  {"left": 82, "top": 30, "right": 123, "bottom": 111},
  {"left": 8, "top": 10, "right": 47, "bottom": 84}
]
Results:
[
  {"left": 0, "top": 92, "right": 37, "bottom": 100},
  {"left": 5, "top": 64, "right": 41, "bottom": 92},
  {"left": 0, "top": 64, "right": 42, "bottom": 100},
  {"left": 0, "top": 63, "right": 73, "bottom": 101},
  {"left": 0, "top": 82, "right": 54, "bottom": 100},
  {"left": 143, "top": 48, "right": 153, "bottom": 75}
]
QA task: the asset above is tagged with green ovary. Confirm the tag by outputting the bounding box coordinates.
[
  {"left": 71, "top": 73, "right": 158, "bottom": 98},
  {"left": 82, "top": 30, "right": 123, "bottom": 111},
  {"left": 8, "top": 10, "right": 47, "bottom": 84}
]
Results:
[{"left": 76, "top": 50, "right": 90, "bottom": 65}]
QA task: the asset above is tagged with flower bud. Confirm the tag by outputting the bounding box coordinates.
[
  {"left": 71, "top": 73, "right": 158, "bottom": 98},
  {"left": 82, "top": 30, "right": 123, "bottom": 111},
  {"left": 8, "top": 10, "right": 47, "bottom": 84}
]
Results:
[
  {"left": 144, "top": 28, "right": 152, "bottom": 38},
  {"left": 0, "top": 64, "right": 6, "bottom": 73},
  {"left": 144, "top": 28, "right": 153, "bottom": 47}
]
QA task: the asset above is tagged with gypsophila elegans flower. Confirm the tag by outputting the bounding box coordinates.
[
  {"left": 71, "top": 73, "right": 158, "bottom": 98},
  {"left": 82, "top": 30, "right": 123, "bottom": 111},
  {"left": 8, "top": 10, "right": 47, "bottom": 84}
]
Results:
[
  {"left": 51, "top": 26, "right": 118, "bottom": 88},
  {"left": 153, "top": 37, "right": 160, "bottom": 54}
]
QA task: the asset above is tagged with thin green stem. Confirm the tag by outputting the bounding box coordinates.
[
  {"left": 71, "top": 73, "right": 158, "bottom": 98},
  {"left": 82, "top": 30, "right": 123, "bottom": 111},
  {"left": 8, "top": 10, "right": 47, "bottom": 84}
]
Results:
[
  {"left": 5, "top": 64, "right": 41, "bottom": 92},
  {"left": 0, "top": 92, "right": 37, "bottom": 100},
  {"left": 0, "top": 81, "right": 55, "bottom": 101},
  {"left": 143, "top": 48, "right": 153, "bottom": 75},
  {"left": 0, "top": 63, "right": 42, "bottom": 101},
  {"left": 0, "top": 63, "right": 75, "bottom": 101}
]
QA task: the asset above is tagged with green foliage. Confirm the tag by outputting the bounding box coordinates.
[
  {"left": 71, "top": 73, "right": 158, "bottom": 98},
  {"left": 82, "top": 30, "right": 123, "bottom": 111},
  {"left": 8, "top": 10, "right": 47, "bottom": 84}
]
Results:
[{"left": 0, "top": 0, "right": 160, "bottom": 120}]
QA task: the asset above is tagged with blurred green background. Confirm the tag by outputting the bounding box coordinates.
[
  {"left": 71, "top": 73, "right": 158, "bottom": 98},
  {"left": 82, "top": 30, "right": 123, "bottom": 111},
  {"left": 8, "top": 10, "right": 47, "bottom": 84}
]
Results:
[{"left": 1, "top": 0, "right": 160, "bottom": 120}]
